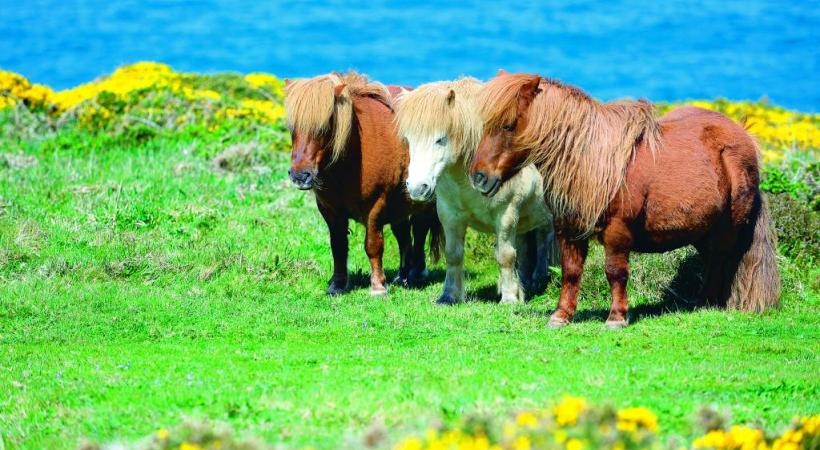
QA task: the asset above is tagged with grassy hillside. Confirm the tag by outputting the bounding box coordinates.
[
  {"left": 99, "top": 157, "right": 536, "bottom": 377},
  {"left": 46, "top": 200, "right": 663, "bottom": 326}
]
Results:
[{"left": 0, "top": 63, "right": 818, "bottom": 450}]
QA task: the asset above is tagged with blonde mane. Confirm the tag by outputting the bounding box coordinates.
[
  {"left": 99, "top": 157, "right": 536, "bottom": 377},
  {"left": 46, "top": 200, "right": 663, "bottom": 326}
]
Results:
[
  {"left": 284, "top": 71, "right": 391, "bottom": 163},
  {"left": 395, "top": 77, "right": 484, "bottom": 164},
  {"left": 478, "top": 74, "right": 661, "bottom": 234}
]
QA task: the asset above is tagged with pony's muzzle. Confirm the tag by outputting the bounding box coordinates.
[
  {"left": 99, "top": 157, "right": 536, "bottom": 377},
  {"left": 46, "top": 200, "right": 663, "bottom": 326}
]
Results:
[
  {"left": 407, "top": 181, "right": 434, "bottom": 202},
  {"left": 288, "top": 169, "right": 315, "bottom": 190},
  {"left": 471, "top": 171, "right": 501, "bottom": 197}
]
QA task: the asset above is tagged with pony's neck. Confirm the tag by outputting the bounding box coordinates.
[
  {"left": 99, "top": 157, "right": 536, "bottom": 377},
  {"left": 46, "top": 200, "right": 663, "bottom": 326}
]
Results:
[{"left": 525, "top": 85, "right": 658, "bottom": 234}]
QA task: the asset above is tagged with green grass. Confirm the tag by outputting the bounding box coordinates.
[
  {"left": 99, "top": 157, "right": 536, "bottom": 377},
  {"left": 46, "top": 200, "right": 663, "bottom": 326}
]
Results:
[{"left": 0, "top": 128, "right": 818, "bottom": 450}]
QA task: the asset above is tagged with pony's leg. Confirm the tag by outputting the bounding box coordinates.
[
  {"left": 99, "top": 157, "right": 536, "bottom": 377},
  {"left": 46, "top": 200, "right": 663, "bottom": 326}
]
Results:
[
  {"left": 530, "top": 226, "right": 555, "bottom": 293},
  {"left": 409, "top": 212, "right": 433, "bottom": 285},
  {"left": 548, "top": 232, "right": 589, "bottom": 327},
  {"left": 695, "top": 238, "right": 730, "bottom": 306},
  {"left": 601, "top": 221, "right": 633, "bottom": 329},
  {"left": 318, "top": 204, "right": 349, "bottom": 296},
  {"left": 515, "top": 232, "right": 535, "bottom": 295},
  {"left": 496, "top": 224, "right": 526, "bottom": 305},
  {"left": 390, "top": 220, "right": 413, "bottom": 287},
  {"left": 365, "top": 224, "right": 387, "bottom": 296},
  {"left": 437, "top": 220, "right": 467, "bottom": 305},
  {"left": 365, "top": 200, "right": 388, "bottom": 296}
]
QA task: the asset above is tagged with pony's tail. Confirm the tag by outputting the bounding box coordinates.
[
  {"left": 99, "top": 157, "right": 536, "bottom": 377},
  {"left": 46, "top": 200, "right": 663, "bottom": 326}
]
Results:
[
  {"left": 428, "top": 212, "right": 444, "bottom": 263},
  {"left": 727, "top": 194, "right": 781, "bottom": 312}
]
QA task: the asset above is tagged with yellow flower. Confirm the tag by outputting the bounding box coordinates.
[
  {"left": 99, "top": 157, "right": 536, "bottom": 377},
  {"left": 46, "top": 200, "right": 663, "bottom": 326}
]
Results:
[
  {"left": 393, "top": 436, "right": 423, "bottom": 450},
  {"left": 694, "top": 430, "right": 729, "bottom": 449},
  {"left": 245, "top": 72, "right": 285, "bottom": 97},
  {"left": 565, "top": 438, "right": 585, "bottom": 450},
  {"left": 515, "top": 411, "right": 539, "bottom": 428},
  {"left": 728, "top": 425, "right": 765, "bottom": 450},
  {"left": 617, "top": 407, "right": 659, "bottom": 432},
  {"left": 513, "top": 435, "right": 531, "bottom": 450},
  {"left": 155, "top": 428, "right": 169, "bottom": 440},
  {"left": 553, "top": 396, "right": 587, "bottom": 426},
  {"left": 179, "top": 442, "right": 203, "bottom": 450}
]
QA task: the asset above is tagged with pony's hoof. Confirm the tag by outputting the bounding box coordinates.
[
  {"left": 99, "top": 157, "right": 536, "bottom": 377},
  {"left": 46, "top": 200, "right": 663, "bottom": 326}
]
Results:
[
  {"left": 436, "top": 294, "right": 458, "bottom": 305},
  {"left": 499, "top": 296, "right": 524, "bottom": 305},
  {"left": 370, "top": 285, "right": 388, "bottom": 296},
  {"left": 327, "top": 281, "right": 348, "bottom": 296},
  {"left": 605, "top": 319, "right": 629, "bottom": 330},
  {"left": 547, "top": 316, "right": 570, "bottom": 329}
]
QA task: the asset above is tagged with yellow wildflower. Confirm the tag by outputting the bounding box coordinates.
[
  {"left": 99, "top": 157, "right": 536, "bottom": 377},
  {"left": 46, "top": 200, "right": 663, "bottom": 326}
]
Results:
[
  {"left": 179, "top": 442, "right": 203, "bottom": 450},
  {"left": 393, "top": 436, "right": 423, "bottom": 450},
  {"left": 553, "top": 396, "right": 587, "bottom": 426},
  {"left": 513, "top": 435, "right": 531, "bottom": 450},
  {"left": 515, "top": 411, "right": 539, "bottom": 428},
  {"left": 617, "top": 407, "right": 659, "bottom": 432},
  {"left": 694, "top": 430, "right": 729, "bottom": 449},
  {"left": 566, "top": 438, "right": 585, "bottom": 450}
]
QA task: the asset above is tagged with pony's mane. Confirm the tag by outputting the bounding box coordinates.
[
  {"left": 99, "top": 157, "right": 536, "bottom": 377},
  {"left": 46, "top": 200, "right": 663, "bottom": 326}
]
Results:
[
  {"left": 479, "top": 73, "right": 661, "bottom": 234},
  {"left": 395, "top": 77, "right": 483, "bottom": 165},
  {"left": 284, "top": 71, "right": 391, "bottom": 163}
]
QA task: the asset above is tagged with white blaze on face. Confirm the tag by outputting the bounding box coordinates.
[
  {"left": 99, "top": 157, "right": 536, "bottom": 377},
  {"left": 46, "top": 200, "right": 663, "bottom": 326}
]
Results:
[{"left": 404, "top": 131, "right": 451, "bottom": 201}]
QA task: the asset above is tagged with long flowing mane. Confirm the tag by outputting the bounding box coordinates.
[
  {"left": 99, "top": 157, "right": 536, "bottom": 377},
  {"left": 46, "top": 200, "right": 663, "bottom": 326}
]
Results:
[
  {"left": 284, "top": 71, "right": 391, "bottom": 163},
  {"left": 478, "top": 74, "right": 661, "bottom": 233},
  {"left": 395, "top": 77, "right": 483, "bottom": 165}
]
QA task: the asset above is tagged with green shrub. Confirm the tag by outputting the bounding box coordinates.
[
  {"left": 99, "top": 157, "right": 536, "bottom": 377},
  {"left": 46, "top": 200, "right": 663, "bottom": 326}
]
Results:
[{"left": 767, "top": 193, "right": 820, "bottom": 265}]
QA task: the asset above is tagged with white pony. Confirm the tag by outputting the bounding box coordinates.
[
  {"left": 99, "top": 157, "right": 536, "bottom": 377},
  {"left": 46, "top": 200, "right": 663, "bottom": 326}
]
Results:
[{"left": 396, "top": 78, "right": 558, "bottom": 304}]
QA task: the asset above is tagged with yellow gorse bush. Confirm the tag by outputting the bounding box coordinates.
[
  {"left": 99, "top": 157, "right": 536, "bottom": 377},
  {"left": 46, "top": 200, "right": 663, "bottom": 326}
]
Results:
[
  {"left": 0, "top": 61, "right": 286, "bottom": 130},
  {"left": 78, "top": 401, "right": 819, "bottom": 450},
  {"left": 393, "top": 396, "right": 661, "bottom": 450},
  {"left": 661, "top": 99, "right": 820, "bottom": 165}
]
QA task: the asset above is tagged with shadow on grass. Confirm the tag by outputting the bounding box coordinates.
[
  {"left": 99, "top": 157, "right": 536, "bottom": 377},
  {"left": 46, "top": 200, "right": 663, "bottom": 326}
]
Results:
[
  {"left": 345, "top": 268, "right": 448, "bottom": 292},
  {"left": 512, "top": 252, "right": 709, "bottom": 324}
]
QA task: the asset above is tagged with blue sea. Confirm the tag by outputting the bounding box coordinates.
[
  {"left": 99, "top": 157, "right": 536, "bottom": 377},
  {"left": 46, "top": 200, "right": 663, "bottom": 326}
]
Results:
[{"left": 1, "top": 1, "right": 818, "bottom": 110}]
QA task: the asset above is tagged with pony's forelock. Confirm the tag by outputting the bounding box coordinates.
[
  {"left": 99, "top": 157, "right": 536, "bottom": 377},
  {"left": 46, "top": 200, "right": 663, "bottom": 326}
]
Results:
[
  {"left": 395, "top": 77, "right": 483, "bottom": 164},
  {"left": 285, "top": 71, "right": 391, "bottom": 163}
]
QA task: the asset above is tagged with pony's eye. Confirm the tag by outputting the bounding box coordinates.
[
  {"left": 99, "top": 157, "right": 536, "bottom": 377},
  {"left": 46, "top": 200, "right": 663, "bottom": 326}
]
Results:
[
  {"left": 502, "top": 122, "right": 516, "bottom": 132},
  {"left": 436, "top": 136, "right": 448, "bottom": 146}
]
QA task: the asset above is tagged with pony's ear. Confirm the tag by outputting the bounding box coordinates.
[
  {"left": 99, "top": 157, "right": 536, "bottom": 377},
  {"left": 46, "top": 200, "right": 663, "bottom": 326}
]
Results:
[
  {"left": 517, "top": 75, "right": 542, "bottom": 111},
  {"left": 446, "top": 89, "right": 456, "bottom": 107},
  {"left": 497, "top": 69, "right": 508, "bottom": 77},
  {"left": 333, "top": 84, "right": 347, "bottom": 97}
]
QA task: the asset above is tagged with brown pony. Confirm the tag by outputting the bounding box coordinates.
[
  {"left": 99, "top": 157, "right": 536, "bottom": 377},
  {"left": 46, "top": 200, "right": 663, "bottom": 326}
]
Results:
[
  {"left": 470, "top": 71, "right": 780, "bottom": 328},
  {"left": 285, "top": 72, "right": 440, "bottom": 295}
]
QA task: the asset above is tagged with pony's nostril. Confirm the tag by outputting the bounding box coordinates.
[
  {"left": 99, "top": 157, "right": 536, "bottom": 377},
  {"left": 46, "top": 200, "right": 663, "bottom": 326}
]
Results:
[{"left": 472, "top": 171, "right": 487, "bottom": 186}]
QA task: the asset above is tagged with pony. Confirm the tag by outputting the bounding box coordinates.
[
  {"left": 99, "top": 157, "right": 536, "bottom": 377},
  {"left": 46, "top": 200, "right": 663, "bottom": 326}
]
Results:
[
  {"left": 285, "top": 72, "right": 440, "bottom": 296},
  {"left": 395, "top": 77, "right": 559, "bottom": 304},
  {"left": 469, "top": 71, "right": 780, "bottom": 328}
]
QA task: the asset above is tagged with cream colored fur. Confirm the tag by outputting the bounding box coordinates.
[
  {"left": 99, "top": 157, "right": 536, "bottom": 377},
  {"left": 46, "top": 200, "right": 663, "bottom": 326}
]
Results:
[{"left": 396, "top": 78, "right": 557, "bottom": 303}]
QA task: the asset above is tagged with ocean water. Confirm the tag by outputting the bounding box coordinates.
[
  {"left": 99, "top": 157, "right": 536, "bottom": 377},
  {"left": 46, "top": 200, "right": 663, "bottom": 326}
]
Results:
[{"left": 1, "top": 0, "right": 818, "bottom": 110}]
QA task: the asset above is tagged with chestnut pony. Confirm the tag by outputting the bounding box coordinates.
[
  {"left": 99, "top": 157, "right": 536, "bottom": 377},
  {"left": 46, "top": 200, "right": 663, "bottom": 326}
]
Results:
[
  {"left": 285, "top": 72, "right": 440, "bottom": 296},
  {"left": 470, "top": 72, "right": 780, "bottom": 328}
]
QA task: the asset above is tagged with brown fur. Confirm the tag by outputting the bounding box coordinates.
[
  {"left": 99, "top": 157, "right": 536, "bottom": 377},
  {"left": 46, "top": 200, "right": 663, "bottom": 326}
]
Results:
[
  {"left": 285, "top": 72, "right": 392, "bottom": 164},
  {"left": 286, "top": 72, "right": 440, "bottom": 295},
  {"left": 477, "top": 74, "right": 660, "bottom": 234},
  {"left": 471, "top": 73, "right": 780, "bottom": 324}
]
